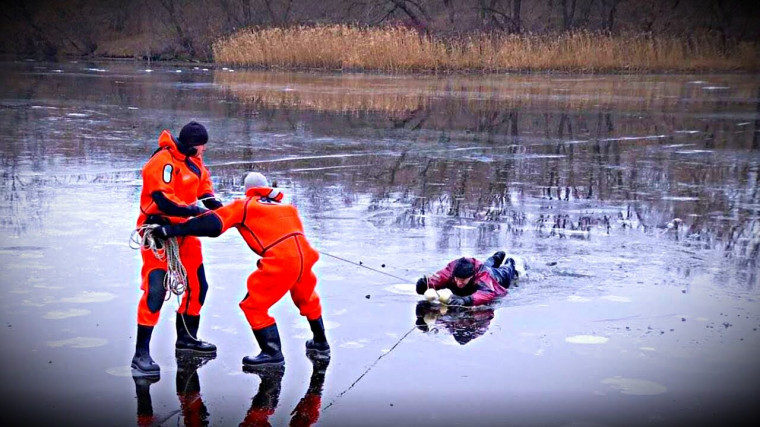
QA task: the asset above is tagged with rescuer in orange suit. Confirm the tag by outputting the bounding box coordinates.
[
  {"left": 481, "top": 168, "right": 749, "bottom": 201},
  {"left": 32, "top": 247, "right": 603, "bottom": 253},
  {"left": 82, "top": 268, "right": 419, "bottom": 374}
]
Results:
[
  {"left": 132, "top": 121, "right": 221, "bottom": 376},
  {"left": 152, "top": 172, "right": 330, "bottom": 368}
]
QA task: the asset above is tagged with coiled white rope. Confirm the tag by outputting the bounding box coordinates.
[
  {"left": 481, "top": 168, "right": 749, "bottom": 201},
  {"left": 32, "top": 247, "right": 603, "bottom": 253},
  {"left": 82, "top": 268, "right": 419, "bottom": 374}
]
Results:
[{"left": 129, "top": 224, "right": 187, "bottom": 300}]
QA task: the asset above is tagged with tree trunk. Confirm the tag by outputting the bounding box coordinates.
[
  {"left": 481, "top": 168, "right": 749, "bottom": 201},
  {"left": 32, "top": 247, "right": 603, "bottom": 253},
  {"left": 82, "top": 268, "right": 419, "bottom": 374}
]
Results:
[
  {"left": 604, "top": 0, "right": 621, "bottom": 32},
  {"left": 753, "top": 87, "right": 760, "bottom": 150},
  {"left": 561, "top": 0, "right": 577, "bottom": 31},
  {"left": 391, "top": 0, "right": 429, "bottom": 33},
  {"left": 512, "top": 0, "right": 522, "bottom": 34}
]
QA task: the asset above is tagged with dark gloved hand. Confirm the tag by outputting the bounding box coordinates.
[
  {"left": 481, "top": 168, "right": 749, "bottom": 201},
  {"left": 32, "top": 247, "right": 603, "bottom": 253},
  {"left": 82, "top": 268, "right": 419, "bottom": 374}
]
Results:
[
  {"left": 151, "top": 225, "right": 172, "bottom": 240},
  {"left": 447, "top": 295, "right": 471, "bottom": 306},
  {"left": 415, "top": 276, "right": 428, "bottom": 295},
  {"left": 144, "top": 215, "right": 170, "bottom": 226}
]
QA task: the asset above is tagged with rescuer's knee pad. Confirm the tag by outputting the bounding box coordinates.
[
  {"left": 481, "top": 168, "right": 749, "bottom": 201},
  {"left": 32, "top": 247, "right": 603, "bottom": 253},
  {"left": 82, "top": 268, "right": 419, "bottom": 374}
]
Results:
[{"left": 147, "top": 269, "right": 167, "bottom": 313}]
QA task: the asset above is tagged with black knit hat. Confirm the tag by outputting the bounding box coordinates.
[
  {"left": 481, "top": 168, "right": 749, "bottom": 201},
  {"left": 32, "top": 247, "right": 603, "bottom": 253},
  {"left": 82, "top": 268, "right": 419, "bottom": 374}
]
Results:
[
  {"left": 453, "top": 258, "right": 475, "bottom": 278},
  {"left": 178, "top": 121, "right": 208, "bottom": 146}
]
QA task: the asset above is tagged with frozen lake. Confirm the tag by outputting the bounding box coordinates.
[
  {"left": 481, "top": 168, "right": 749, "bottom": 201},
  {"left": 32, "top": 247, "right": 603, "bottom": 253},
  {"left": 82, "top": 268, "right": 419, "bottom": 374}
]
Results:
[{"left": 0, "top": 60, "right": 758, "bottom": 426}]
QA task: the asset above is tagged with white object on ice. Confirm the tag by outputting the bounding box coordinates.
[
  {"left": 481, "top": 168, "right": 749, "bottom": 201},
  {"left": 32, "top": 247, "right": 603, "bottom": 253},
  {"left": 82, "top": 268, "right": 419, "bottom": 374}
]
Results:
[
  {"left": 424, "top": 288, "right": 439, "bottom": 302},
  {"left": 437, "top": 288, "right": 453, "bottom": 304}
]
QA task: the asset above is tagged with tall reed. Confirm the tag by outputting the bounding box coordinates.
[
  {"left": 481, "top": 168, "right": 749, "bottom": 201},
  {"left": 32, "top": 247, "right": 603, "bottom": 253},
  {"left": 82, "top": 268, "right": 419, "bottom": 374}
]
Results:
[{"left": 213, "top": 25, "right": 759, "bottom": 73}]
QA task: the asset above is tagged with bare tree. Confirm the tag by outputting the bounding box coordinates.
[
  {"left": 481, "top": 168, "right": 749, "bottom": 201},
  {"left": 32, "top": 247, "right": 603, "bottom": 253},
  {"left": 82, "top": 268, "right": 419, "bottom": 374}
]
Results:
[
  {"left": 753, "top": 87, "right": 760, "bottom": 150},
  {"left": 478, "top": 0, "right": 523, "bottom": 33},
  {"left": 5, "top": 0, "right": 58, "bottom": 55},
  {"left": 601, "top": 0, "right": 622, "bottom": 32},
  {"left": 373, "top": 0, "right": 430, "bottom": 33},
  {"left": 561, "top": 0, "right": 577, "bottom": 31},
  {"left": 158, "top": 0, "right": 195, "bottom": 55},
  {"left": 262, "top": 0, "right": 293, "bottom": 25}
]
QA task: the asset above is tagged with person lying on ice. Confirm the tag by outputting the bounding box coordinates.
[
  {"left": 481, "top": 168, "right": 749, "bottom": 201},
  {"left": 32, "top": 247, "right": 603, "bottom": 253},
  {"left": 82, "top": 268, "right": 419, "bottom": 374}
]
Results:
[
  {"left": 151, "top": 172, "right": 329, "bottom": 368},
  {"left": 415, "top": 251, "right": 519, "bottom": 306}
]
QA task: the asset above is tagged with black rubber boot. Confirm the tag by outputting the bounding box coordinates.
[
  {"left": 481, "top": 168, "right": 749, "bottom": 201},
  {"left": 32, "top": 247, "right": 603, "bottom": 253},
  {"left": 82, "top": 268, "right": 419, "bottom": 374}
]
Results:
[
  {"left": 487, "top": 251, "right": 506, "bottom": 268},
  {"left": 242, "top": 324, "right": 285, "bottom": 368},
  {"left": 305, "top": 317, "right": 330, "bottom": 359},
  {"left": 175, "top": 313, "right": 217, "bottom": 356},
  {"left": 506, "top": 257, "right": 519, "bottom": 287},
  {"left": 131, "top": 325, "right": 160, "bottom": 376}
]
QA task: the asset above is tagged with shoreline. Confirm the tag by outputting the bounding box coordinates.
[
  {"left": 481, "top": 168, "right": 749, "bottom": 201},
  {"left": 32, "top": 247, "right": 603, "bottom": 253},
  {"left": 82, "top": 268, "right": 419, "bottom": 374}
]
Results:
[{"left": 6, "top": 54, "right": 759, "bottom": 76}]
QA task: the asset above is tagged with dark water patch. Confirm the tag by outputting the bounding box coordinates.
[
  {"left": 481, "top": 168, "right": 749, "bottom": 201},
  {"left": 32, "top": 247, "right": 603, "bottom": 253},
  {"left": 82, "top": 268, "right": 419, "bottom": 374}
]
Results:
[{"left": 0, "top": 245, "right": 46, "bottom": 251}]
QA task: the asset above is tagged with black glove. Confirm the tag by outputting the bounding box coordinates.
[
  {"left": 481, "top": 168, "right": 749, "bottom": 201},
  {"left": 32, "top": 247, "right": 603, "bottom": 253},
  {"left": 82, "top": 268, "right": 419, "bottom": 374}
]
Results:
[
  {"left": 415, "top": 276, "right": 428, "bottom": 295},
  {"left": 151, "top": 225, "right": 173, "bottom": 240},
  {"left": 447, "top": 295, "right": 472, "bottom": 306},
  {"left": 144, "top": 215, "right": 170, "bottom": 226}
]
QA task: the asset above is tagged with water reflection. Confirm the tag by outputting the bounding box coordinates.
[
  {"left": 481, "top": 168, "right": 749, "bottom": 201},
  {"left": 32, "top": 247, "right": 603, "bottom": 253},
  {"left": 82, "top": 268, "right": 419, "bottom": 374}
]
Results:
[
  {"left": 132, "top": 375, "right": 159, "bottom": 426},
  {"left": 211, "top": 69, "right": 760, "bottom": 284},
  {"left": 132, "top": 355, "right": 213, "bottom": 426},
  {"left": 415, "top": 301, "right": 495, "bottom": 345},
  {"left": 215, "top": 72, "right": 760, "bottom": 114},
  {"left": 241, "top": 365, "right": 284, "bottom": 426},
  {"left": 1, "top": 67, "right": 758, "bottom": 319},
  {"left": 241, "top": 356, "right": 328, "bottom": 427},
  {"left": 1, "top": 60, "right": 759, "bottom": 426},
  {"left": 289, "top": 357, "right": 329, "bottom": 427},
  {"left": 175, "top": 356, "right": 212, "bottom": 426}
]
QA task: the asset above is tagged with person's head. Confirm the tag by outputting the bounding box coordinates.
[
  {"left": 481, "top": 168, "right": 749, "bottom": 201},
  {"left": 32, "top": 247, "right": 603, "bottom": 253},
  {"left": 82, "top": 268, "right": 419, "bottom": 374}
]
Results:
[
  {"left": 176, "top": 121, "right": 208, "bottom": 156},
  {"left": 244, "top": 172, "right": 269, "bottom": 191},
  {"left": 452, "top": 258, "right": 475, "bottom": 288}
]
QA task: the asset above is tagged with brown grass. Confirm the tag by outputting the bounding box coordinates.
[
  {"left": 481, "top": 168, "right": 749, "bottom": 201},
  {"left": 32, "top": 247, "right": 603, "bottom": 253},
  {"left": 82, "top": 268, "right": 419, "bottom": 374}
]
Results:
[{"left": 212, "top": 25, "right": 760, "bottom": 73}]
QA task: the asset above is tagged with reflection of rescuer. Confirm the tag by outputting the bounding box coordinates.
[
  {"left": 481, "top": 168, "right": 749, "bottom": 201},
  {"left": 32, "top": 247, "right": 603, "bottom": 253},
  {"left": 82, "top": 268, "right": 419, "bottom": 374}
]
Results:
[
  {"left": 289, "top": 356, "right": 329, "bottom": 427},
  {"left": 132, "top": 121, "right": 221, "bottom": 376},
  {"left": 241, "top": 356, "right": 329, "bottom": 427},
  {"left": 175, "top": 356, "right": 211, "bottom": 426},
  {"left": 416, "top": 251, "right": 519, "bottom": 306},
  {"left": 151, "top": 172, "right": 330, "bottom": 368}
]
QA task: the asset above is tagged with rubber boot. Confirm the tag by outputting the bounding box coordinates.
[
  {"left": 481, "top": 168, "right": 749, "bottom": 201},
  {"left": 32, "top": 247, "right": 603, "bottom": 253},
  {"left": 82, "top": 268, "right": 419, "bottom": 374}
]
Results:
[
  {"left": 242, "top": 324, "right": 285, "bottom": 368},
  {"left": 131, "top": 325, "right": 160, "bottom": 376},
  {"left": 175, "top": 313, "right": 217, "bottom": 355},
  {"left": 305, "top": 317, "right": 330, "bottom": 359},
  {"left": 506, "top": 257, "right": 519, "bottom": 287},
  {"left": 487, "top": 251, "right": 506, "bottom": 268}
]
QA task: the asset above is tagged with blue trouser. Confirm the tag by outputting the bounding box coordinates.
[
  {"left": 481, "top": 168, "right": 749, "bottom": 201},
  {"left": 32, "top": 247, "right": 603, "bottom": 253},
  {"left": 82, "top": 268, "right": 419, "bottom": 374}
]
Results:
[{"left": 484, "top": 253, "right": 516, "bottom": 288}]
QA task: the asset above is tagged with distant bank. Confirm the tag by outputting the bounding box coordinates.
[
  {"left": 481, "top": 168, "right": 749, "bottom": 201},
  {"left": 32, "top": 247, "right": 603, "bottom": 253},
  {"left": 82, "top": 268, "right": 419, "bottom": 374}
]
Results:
[{"left": 212, "top": 25, "right": 759, "bottom": 74}]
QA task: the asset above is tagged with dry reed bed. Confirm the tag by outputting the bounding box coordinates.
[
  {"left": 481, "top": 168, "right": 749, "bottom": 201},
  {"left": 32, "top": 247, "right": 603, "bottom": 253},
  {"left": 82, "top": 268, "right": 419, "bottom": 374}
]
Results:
[{"left": 213, "top": 25, "right": 759, "bottom": 73}]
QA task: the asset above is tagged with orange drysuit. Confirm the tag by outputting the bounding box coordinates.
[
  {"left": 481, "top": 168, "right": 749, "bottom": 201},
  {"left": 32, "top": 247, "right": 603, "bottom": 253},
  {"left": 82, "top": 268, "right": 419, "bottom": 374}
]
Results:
[
  {"left": 163, "top": 186, "right": 322, "bottom": 330},
  {"left": 136, "top": 130, "right": 219, "bottom": 326},
  {"left": 215, "top": 186, "right": 321, "bottom": 330}
]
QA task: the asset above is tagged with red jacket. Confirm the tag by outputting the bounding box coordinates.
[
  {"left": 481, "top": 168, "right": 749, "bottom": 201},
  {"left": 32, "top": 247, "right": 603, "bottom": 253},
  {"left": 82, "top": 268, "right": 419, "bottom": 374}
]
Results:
[{"left": 427, "top": 257, "right": 508, "bottom": 306}]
